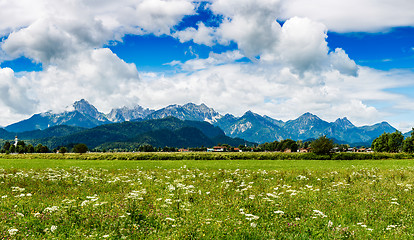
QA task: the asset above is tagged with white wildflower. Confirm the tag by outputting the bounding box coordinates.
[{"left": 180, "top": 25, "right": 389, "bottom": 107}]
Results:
[
  {"left": 245, "top": 213, "right": 259, "bottom": 221},
  {"left": 44, "top": 206, "right": 59, "bottom": 212},
  {"left": 8, "top": 228, "right": 18, "bottom": 236},
  {"left": 250, "top": 222, "right": 257, "bottom": 228},
  {"left": 313, "top": 210, "right": 327, "bottom": 218},
  {"left": 165, "top": 217, "right": 175, "bottom": 221},
  {"left": 51, "top": 225, "right": 57, "bottom": 233},
  {"left": 296, "top": 175, "right": 309, "bottom": 180},
  {"left": 327, "top": 220, "right": 333, "bottom": 228},
  {"left": 168, "top": 185, "right": 176, "bottom": 191},
  {"left": 274, "top": 210, "right": 284, "bottom": 215},
  {"left": 11, "top": 187, "right": 25, "bottom": 192},
  {"left": 16, "top": 212, "right": 24, "bottom": 217},
  {"left": 266, "top": 193, "right": 278, "bottom": 198}
]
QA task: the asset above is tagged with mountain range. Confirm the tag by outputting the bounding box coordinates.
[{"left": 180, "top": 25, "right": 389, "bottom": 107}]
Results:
[
  {"left": 0, "top": 117, "right": 250, "bottom": 150},
  {"left": 2, "top": 99, "right": 401, "bottom": 146}
]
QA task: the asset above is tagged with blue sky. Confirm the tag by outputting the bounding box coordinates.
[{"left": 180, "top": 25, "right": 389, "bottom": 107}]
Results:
[{"left": 0, "top": 0, "right": 413, "bottom": 131}]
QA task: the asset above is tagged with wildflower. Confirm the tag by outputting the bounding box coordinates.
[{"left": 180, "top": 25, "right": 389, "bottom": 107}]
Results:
[
  {"left": 245, "top": 213, "right": 259, "bottom": 221},
  {"left": 390, "top": 202, "right": 400, "bottom": 205},
  {"left": 312, "top": 210, "right": 327, "bottom": 218},
  {"left": 16, "top": 212, "right": 24, "bottom": 217},
  {"left": 266, "top": 193, "right": 278, "bottom": 198},
  {"left": 8, "top": 228, "right": 18, "bottom": 236},
  {"left": 11, "top": 187, "right": 25, "bottom": 192},
  {"left": 165, "top": 218, "right": 175, "bottom": 221},
  {"left": 328, "top": 220, "right": 333, "bottom": 228},
  {"left": 251, "top": 222, "right": 257, "bottom": 228},
  {"left": 51, "top": 225, "right": 57, "bottom": 233},
  {"left": 274, "top": 210, "right": 284, "bottom": 215},
  {"left": 44, "top": 206, "right": 59, "bottom": 212}
]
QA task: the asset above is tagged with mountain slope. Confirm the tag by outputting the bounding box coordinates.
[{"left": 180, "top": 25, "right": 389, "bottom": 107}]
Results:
[
  {"left": 216, "top": 111, "right": 287, "bottom": 144},
  {"left": 2, "top": 100, "right": 400, "bottom": 145},
  {"left": 5, "top": 99, "right": 110, "bottom": 132},
  {"left": 145, "top": 103, "right": 222, "bottom": 123},
  {"left": 33, "top": 117, "right": 250, "bottom": 149},
  {"left": 107, "top": 105, "right": 154, "bottom": 122}
]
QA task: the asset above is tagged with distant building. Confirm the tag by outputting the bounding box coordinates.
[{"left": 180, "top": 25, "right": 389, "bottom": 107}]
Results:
[
  {"left": 207, "top": 146, "right": 227, "bottom": 152},
  {"left": 14, "top": 136, "right": 18, "bottom": 147},
  {"left": 178, "top": 148, "right": 189, "bottom": 152},
  {"left": 233, "top": 148, "right": 242, "bottom": 152}
]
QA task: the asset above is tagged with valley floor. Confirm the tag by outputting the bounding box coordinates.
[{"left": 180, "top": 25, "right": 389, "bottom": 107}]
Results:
[{"left": 0, "top": 155, "right": 413, "bottom": 239}]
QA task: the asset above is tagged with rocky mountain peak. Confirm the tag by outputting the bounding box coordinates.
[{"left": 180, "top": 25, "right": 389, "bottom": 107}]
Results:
[
  {"left": 334, "top": 117, "right": 355, "bottom": 129},
  {"left": 73, "top": 99, "right": 99, "bottom": 116}
]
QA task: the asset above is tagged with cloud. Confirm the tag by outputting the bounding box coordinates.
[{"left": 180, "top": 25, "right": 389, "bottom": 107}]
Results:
[
  {"left": 211, "top": 0, "right": 282, "bottom": 58},
  {"left": 173, "top": 3, "right": 357, "bottom": 76},
  {"left": 279, "top": 0, "right": 414, "bottom": 32},
  {"left": 30, "top": 48, "right": 140, "bottom": 113},
  {"left": 329, "top": 48, "right": 358, "bottom": 76},
  {"left": 173, "top": 22, "right": 216, "bottom": 46},
  {"left": 274, "top": 17, "right": 328, "bottom": 75},
  {"left": 2, "top": 17, "right": 109, "bottom": 64},
  {"left": 136, "top": 60, "right": 414, "bottom": 127},
  {"left": 0, "top": 0, "right": 196, "bottom": 64},
  {"left": 170, "top": 50, "right": 244, "bottom": 71},
  {"left": 0, "top": 67, "right": 37, "bottom": 119},
  {"left": 0, "top": 0, "right": 413, "bottom": 132}
]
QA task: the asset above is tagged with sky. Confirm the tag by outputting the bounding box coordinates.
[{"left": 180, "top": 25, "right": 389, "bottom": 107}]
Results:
[{"left": 0, "top": 0, "right": 414, "bottom": 131}]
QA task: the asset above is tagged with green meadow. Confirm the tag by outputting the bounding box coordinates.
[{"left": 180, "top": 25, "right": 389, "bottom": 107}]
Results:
[{"left": 0, "top": 153, "right": 413, "bottom": 239}]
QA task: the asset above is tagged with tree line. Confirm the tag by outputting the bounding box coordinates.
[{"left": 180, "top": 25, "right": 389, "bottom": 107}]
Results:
[
  {"left": 371, "top": 129, "right": 414, "bottom": 153},
  {"left": 1, "top": 141, "right": 88, "bottom": 154}
]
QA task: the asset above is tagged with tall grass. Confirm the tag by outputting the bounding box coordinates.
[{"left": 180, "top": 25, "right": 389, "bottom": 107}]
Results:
[{"left": 0, "top": 167, "right": 413, "bottom": 239}]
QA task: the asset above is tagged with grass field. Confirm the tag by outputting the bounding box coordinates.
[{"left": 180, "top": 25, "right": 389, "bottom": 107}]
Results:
[{"left": 0, "top": 154, "right": 413, "bottom": 239}]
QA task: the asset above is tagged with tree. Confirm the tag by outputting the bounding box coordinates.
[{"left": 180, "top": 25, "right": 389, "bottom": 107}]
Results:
[
  {"left": 59, "top": 147, "right": 68, "bottom": 155},
  {"left": 26, "top": 145, "right": 34, "bottom": 153},
  {"left": 403, "top": 128, "right": 414, "bottom": 153},
  {"left": 73, "top": 144, "right": 88, "bottom": 154},
  {"left": 310, "top": 135, "right": 334, "bottom": 155},
  {"left": 3, "top": 142, "right": 10, "bottom": 151},
  {"left": 372, "top": 131, "right": 404, "bottom": 153},
  {"left": 278, "top": 139, "right": 298, "bottom": 152},
  {"left": 139, "top": 144, "right": 155, "bottom": 152},
  {"left": 35, "top": 144, "right": 49, "bottom": 153},
  {"left": 16, "top": 145, "right": 25, "bottom": 154},
  {"left": 388, "top": 131, "right": 404, "bottom": 153},
  {"left": 372, "top": 133, "right": 389, "bottom": 152},
  {"left": 9, "top": 145, "right": 15, "bottom": 153}
]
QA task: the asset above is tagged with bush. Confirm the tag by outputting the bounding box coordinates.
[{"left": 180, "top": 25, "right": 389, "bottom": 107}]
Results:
[
  {"left": 310, "top": 136, "right": 334, "bottom": 155},
  {"left": 73, "top": 144, "right": 88, "bottom": 154}
]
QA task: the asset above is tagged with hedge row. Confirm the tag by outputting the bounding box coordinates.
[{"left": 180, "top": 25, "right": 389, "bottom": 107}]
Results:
[{"left": 1, "top": 152, "right": 414, "bottom": 161}]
